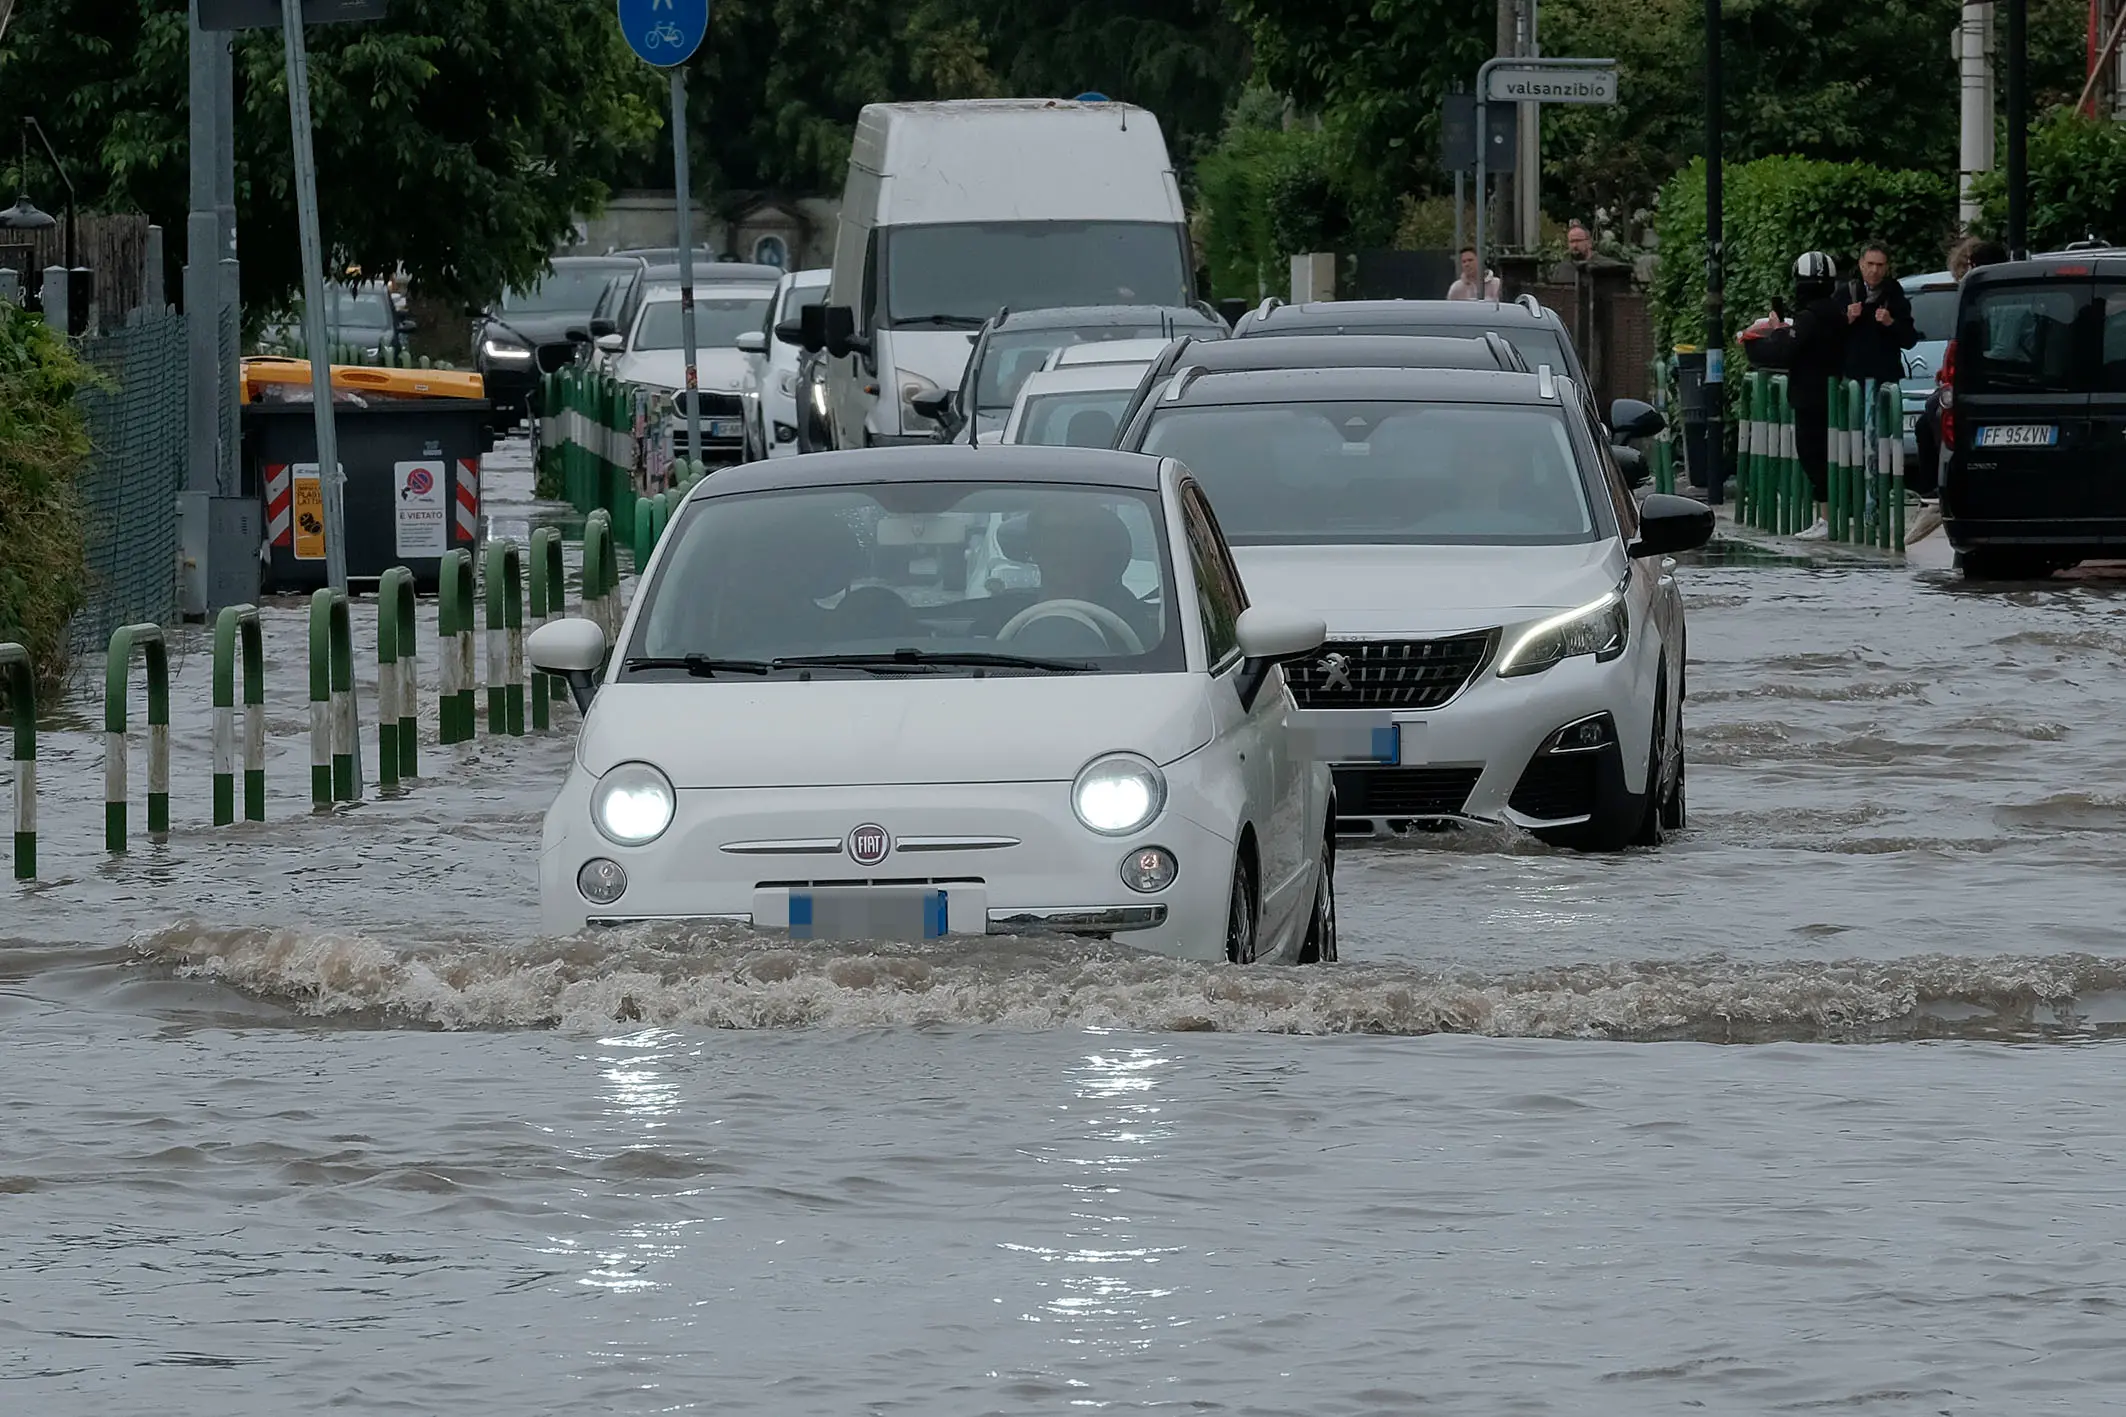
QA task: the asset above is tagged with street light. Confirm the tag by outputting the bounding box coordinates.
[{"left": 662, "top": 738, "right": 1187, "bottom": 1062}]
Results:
[{"left": 1, "top": 118, "right": 76, "bottom": 271}]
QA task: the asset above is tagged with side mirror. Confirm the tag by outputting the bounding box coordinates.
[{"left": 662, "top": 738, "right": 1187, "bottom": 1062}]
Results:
[
  {"left": 774, "top": 319, "right": 806, "bottom": 346},
  {"left": 823, "top": 304, "right": 869, "bottom": 358},
  {"left": 564, "top": 326, "right": 592, "bottom": 345},
  {"left": 1629, "top": 492, "right": 1715, "bottom": 559},
  {"left": 595, "top": 333, "right": 624, "bottom": 353},
  {"left": 1609, "top": 397, "right": 1667, "bottom": 442},
  {"left": 798, "top": 303, "right": 828, "bottom": 353},
  {"left": 590, "top": 318, "right": 617, "bottom": 338},
  {"left": 736, "top": 330, "right": 768, "bottom": 356},
  {"left": 528, "top": 617, "right": 610, "bottom": 713},
  {"left": 1613, "top": 444, "right": 1651, "bottom": 488},
  {"left": 1234, "top": 604, "right": 1328, "bottom": 710},
  {"left": 910, "top": 389, "right": 951, "bottom": 422}
]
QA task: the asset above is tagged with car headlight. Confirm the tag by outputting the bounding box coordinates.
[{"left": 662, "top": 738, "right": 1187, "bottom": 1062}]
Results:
[
  {"left": 591, "top": 761, "right": 675, "bottom": 845},
  {"left": 1495, "top": 583, "right": 1630, "bottom": 678},
  {"left": 481, "top": 337, "right": 534, "bottom": 363},
  {"left": 896, "top": 367, "right": 942, "bottom": 431},
  {"left": 778, "top": 370, "right": 797, "bottom": 397},
  {"left": 1071, "top": 753, "right": 1166, "bottom": 836}
]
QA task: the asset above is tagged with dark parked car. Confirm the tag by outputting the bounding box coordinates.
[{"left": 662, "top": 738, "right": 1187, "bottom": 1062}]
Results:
[
  {"left": 1943, "top": 254, "right": 2126, "bottom": 579},
  {"left": 473, "top": 256, "right": 646, "bottom": 420}
]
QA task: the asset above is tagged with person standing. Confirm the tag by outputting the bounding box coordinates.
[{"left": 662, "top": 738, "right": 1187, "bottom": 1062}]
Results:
[
  {"left": 1446, "top": 247, "right": 1500, "bottom": 301},
  {"left": 1841, "top": 243, "right": 1920, "bottom": 386},
  {"left": 1787, "top": 251, "right": 1848, "bottom": 540},
  {"left": 1909, "top": 238, "right": 2009, "bottom": 527}
]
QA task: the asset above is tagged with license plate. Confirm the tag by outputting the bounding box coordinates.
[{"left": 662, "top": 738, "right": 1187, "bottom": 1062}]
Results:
[
  {"left": 1976, "top": 424, "right": 2058, "bottom": 448},
  {"left": 755, "top": 885, "right": 976, "bottom": 941},
  {"left": 705, "top": 418, "right": 741, "bottom": 439},
  {"left": 1295, "top": 711, "right": 1396, "bottom": 764},
  {"left": 1902, "top": 412, "right": 1920, "bottom": 434}
]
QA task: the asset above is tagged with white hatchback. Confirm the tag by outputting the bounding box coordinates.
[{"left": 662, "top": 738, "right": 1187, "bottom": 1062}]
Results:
[
  {"left": 736, "top": 267, "right": 830, "bottom": 460},
  {"left": 530, "top": 445, "right": 1340, "bottom": 963}
]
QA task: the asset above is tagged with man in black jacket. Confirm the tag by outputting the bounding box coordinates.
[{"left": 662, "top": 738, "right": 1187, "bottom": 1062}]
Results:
[
  {"left": 1787, "top": 251, "right": 1847, "bottom": 539},
  {"left": 1842, "top": 243, "right": 1919, "bottom": 385}
]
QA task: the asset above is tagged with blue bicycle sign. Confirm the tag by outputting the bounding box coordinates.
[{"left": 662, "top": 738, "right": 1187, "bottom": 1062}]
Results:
[{"left": 616, "top": 0, "right": 707, "bottom": 67}]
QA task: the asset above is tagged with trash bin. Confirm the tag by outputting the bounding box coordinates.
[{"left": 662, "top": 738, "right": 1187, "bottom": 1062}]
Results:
[
  {"left": 1672, "top": 345, "right": 1710, "bottom": 489},
  {"left": 244, "top": 389, "right": 491, "bottom": 594}
]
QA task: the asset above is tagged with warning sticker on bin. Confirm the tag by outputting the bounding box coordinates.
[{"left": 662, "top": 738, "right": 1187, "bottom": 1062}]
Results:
[
  {"left": 291, "top": 466, "right": 326, "bottom": 561},
  {"left": 395, "top": 459, "right": 447, "bottom": 558}
]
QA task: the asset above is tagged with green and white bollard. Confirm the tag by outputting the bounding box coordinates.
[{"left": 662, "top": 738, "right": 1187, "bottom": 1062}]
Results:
[
  {"left": 212, "top": 606, "right": 266, "bottom": 826},
  {"left": 528, "top": 528, "right": 567, "bottom": 732},
  {"left": 438, "top": 549, "right": 478, "bottom": 745},
  {"left": 484, "top": 541, "right": 526, "bottom": 738},
  {"left": 583, "top": 508, "right": 620, "bottom": 646},
  {"left": 309, "top": 589, "right": 360, "bottom": 807},
  {"left": 105, "top": 624, "right": 171, "bottom": 853},
  {"left": 1, "top": 642, "right": 33, "bottom": 879},
  {"left": 377, "top": 567, "right": 420, "bottom": 788}
]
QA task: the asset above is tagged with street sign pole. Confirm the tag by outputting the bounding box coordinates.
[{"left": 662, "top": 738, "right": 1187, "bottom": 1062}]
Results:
[
  {"left": 1473, "top": 56, "right": 1617, "bottom": 300},
  {"left": 1704, "top": 0, "right": 1725, "bottom": 505},
  {"left": 670, "top": 69, "right": 702, "bottom": 468},
  {"left": 279, "top": 0, "right": 348, "bottom": 595}
]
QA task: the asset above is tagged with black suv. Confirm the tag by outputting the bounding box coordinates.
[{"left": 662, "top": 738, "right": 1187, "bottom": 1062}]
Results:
[
  {"left": 473, "top": 256, "right": 646, "bottom": 420},
  {"left": 1944, "top": 254, "right": 2126, "bottom": 578}
]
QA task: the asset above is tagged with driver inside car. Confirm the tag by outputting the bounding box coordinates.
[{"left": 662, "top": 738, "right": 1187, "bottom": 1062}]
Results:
[{"left": 977, "top": 501, "right": 1159, "bottom": 655}]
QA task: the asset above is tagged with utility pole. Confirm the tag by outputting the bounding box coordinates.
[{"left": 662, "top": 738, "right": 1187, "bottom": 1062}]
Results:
[
  {"left": 1517, "top": 0, "right": 1542, "bottom": 250},
  {"left": 1496, "top": 0, "right": 1517, "bottom": 253},
  {"left": 2006, "top": 0, "right": 2027, "bottom": 255},
  {"left": 181, "top": 0, "right": 233, "bottom": 619},
  {"left": 1957, "top": 3, "right": 1996, "bottom": 229},
  {"left": 1703, "top": 0, "right": 1725, "bottom": 505}
]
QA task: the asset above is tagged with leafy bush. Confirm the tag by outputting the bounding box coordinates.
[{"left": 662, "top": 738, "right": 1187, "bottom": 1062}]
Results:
[
  {"left": 0, "top": 304, "right": 92, "bottom": 691},
  {"left": 1651, "top": 156, "right": 1957, "bottom": 361},
  {"left": 1972, "top": 108, "right": 2126, "bottom": 250}
]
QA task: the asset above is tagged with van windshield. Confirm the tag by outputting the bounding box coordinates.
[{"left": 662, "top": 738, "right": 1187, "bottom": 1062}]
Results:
[{"left": 883, "top": 222, "right": 1190, "bottom": 327}]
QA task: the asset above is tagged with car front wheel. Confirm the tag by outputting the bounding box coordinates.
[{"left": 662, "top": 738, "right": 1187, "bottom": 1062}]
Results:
[
  {"left": 1224, "top": 849, "right": 1258, "bottom": 965},
  {"left": 1297, "top": 831, "right": 1337, "bottom": 965}
]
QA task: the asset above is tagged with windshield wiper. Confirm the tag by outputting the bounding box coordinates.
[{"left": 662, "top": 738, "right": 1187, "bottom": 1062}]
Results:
[
  {"left": 773, "top": 649, "right": 1095, "bottom": 674},
  {"left": 622, "top": 655, "right": 773, "bottom": 678},
  {"left": 890, "top": 314, "right": 987, "bottom": 329}
]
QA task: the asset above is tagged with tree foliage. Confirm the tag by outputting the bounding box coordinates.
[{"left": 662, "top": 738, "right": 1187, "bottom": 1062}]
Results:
[
  {"left": 0, "top": 303, "right": 92, "bottom": 689},
  {"left": 1973, "top": 108, "right": 2126, "bottom": 250}
]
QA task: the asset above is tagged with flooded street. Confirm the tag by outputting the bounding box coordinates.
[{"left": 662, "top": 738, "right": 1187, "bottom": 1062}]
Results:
[{"left": 6, "top": 444, "right": 2126, "bottom": 1412}]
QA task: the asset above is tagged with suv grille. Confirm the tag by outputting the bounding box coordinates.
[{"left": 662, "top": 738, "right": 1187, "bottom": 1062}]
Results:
[
  {"left": 1332, "top": 766, "right": 1481, "bottom": 819},
  {"left": 1285, "top": 632, "right": 1496, "bottom": 710},
  {"left": 676, "top": 391, "right": 744, "bottom": 419}
]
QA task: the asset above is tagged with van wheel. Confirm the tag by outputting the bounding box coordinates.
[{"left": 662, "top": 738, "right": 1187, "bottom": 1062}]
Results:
[
  {"left": 1297, "top": 832, "right": 1337, "bottom": 965},
  {"left": 1224, "top": 850, "right": 1258, "bottom": 965}
]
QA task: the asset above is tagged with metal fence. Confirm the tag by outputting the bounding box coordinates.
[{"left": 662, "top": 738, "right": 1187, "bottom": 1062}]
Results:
[{"left": 70, "top": 309, "right": 188, "bottom": 658}]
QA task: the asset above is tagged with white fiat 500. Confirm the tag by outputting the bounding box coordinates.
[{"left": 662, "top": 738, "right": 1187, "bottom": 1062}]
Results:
[
  {"left": 530, "top": 446, "right": 1339, "bottom": 963},
  {"left": 1121, "top": 365, "right": 1715, "bottom": 851}
]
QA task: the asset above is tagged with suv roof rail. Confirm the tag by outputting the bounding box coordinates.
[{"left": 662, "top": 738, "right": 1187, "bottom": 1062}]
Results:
[
  {"left": 1162, "top": 364, "right": 1208, "bottom": 403},
  {"left": 1481, "top": 331, "right": 1525, "bottom": 371},
  {"left": 1514, "top": 293, "right": 1544, "bottom": 317},
  {"left": 1536, "top": 363, "right": 1557, "bottom": 400}
]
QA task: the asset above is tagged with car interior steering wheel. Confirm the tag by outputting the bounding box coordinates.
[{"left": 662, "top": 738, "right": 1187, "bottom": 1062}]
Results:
[{"left": 997, "top": 598, "right": 1147, "bottom": 656}]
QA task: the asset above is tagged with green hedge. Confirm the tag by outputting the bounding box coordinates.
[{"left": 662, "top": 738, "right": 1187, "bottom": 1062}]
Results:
[
  {"left": 1194, "top": 96, "right": 1385, "bottom": 302},
  {"left": 1651, "top": 156, "right": 1957, "bottom": 362},
  {"left": 0, "top": 304, "right": 92, "bottom": 691},
  {"left": 1973, "top": 109, "right": 2126, "bottom": 249}
]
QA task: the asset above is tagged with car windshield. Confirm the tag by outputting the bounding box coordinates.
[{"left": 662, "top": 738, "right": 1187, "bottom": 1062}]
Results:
[
  {"left": 1140, "top": 401, "right": 1597, "bottom": 546},
  {"left": 315, "top": 286, "right": 393, "bottom": 333},
  {"left": 779, "top": 283, "right": 828, "bottom": 325},
  {"left": 625, "top": 481, "right": 1182, "bottom": 674},
  {"left": 978, "top": 327, "right": 1176, "bottom": 413},
  {"left": 502, "top": 266, "right": 628, "bottom": 315},
  {"left": 1015, "top": 390, "right": 1135, "bottom": 447},
  {"left": 1908, "top": 287, "right": 1959, "bottom": 343},
  {"left": 884, "top": 222, "right": 1190, "bottom": 326},
  {"left": 633, "top": 296, "right": 774, "bottom": 350}
]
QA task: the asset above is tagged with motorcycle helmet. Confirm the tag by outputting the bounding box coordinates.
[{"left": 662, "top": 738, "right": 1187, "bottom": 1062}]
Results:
[{"left": 1792, "top": 250, "right": 1837, "bottom": 303}]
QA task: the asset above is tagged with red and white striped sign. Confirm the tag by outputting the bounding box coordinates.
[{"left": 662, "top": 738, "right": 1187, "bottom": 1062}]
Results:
[
  {"left": 454, "top": 458, "right": 480, "bottom": 541},
  {"left": 264, "top": 464, "right": 292, "bottom": 546}
]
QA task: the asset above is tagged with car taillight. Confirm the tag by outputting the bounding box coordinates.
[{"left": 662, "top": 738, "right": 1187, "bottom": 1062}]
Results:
[{"left": 1938, "top": 339, "right": 1956, "bottom": 448}]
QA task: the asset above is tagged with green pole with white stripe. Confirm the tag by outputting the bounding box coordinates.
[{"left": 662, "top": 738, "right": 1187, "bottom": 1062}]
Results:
[
  {"left": 377, "top": 567, "right": 420, "bottom": 787},
  {"left": 1, "top": 642, "right": 33, "bottom": 879},
  {"left": 212, "top": 605, "right": 266, "bottom": 826},
  {"left": 105, "top": 624, "right": 170, "bottom": 853}
]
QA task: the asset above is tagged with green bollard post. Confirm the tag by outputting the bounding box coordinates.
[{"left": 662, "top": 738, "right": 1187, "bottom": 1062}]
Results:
[
  {"left": 212, "top": 606, "right": 266, "bottom": 826},
  {"left": 309, "top": 589, "right": 359, "bottom": 805},
  {"left": 438, "top": 549, "right": 478, "bottom": 744},
  {"left": 529, "top": 527, "right": 567, "bottom": 731},
  {"left": 1, "top": 642, "right": 34, "bottom": 879},
  {"left": 484, "top": 541, "right": 526, "bottom": 737},
  {"left": 104, "top": 624, "right": 171, "bottom": 852},
  {"left": 633, "top": 496, "right": 656, "bottom": 573},
  {"left": 377, "top": 568, "right": 420, "bottom": 787},
  {"left": 1885, "top": 383, "right": 1907, "bottom": 553}
]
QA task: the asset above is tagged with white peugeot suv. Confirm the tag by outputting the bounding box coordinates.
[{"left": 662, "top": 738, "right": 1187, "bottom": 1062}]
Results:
[{"left": 1119, "top": 365, "right": 1713, "bottom": 850}]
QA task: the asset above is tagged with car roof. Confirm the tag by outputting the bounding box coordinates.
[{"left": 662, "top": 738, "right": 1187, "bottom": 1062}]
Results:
[
  {"left": 1964, "top": 254, "right": 2126, "bottom": 287},
  {"left": 641, "top": 281, "right": 779, "bottom": 302},
  {"left": 990, "top": 303, "right": 1225, "bottom": 333},
  {"left": 779, "top": 268, "right": 832, "bottom": 289},
  {"left": 1148, "top": 365, "right": 1573, "bottom": 409},
  {"left": 1019, "top": 362, "right": 1157, "bottom": 397},
  {"left": 1051, "top": 338, "right": 1174, "bottom": 368},
  {"left": 1166, "top": 331, "right": 1524, "bottom": 374},
  {"left": 1902, "top": 270, "right": 1957, "bottom": 290},
  {"left": 639, "top": 261, "right": 787, "bottom": 283},
  {"left": 1244, "top": 298, "right": 1561, "bottom": 332},
  {"left": 683, "top": 445, "right": 1165, "bottom": 499},
  {"left": 549, "top": 255, "right": 647, "bottom": 271}
]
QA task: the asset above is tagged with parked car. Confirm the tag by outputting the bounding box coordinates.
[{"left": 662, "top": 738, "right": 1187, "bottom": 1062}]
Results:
[
  {"left": 736, "top": 268, "right": 831, "bottom": 460},
  {"left": 256, "top": 282, "right": 411, "bottom": 364},
  {"left": 473, "top": 256, "right": 646, "bottom": 421},
  {"left": 1942, "top": 254, "right": 2126, "bottom": 579},
  {"left": 927, "top": 305, "right": 1228, "bottom": 445},
  {"left": 1117, "top": 364, "right": 1707, "bottom": 850},
  {"left": 604, "top": 278, "right": 779, "bottom": 465},
  {"left": 1898, "top": 269, "right": 1959, "bottom": 458},
  {"left": 526, "top": 445, "right": 1339, "bottom": 964}
]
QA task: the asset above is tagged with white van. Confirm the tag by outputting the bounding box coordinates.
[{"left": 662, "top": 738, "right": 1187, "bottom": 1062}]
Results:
[{"left": 812, "top": 99, "right": 1195, "bottom": 449}]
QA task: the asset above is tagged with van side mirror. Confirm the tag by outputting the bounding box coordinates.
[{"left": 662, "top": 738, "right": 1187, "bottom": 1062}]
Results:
[
  {"left": 798, "top": 304, "right": 828, "bottom": 353},
  {"left": 823, "top": 304, "right": 869, "bottom": 358},
  {"left": 1609, "top": 398, "right": 1667, "bottom": 442},
  {"left": 1630, "top": 493, "right": 1714, "bottom": 559}
]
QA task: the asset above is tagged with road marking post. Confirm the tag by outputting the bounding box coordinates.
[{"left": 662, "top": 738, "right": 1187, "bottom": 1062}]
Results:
[
  {"left": 377, "top": 567, "right": 420, "bottom": 787},
  {"left": 529, "top": 527, "right": 566, "bottom": 731},
  {"left": 212, "top": 606, "right": 266, "bottom": 826},
  {"left": 309, "top": 588, "right": 359, "bottom": 806},
  {"left": 438, "top": 549, "right": 477, "bottom": 744},
  {"left": 484, "top": 541, "right": 526, "bottom": 737},
  {"left": 583, "top": 508, "right": 619, "bottom": 646},
  {"left": 105, "top": 624, "right": 171, "bottom": 852},
  {"left": 1, "top": 643, "right": 33, "bottom": 879}
]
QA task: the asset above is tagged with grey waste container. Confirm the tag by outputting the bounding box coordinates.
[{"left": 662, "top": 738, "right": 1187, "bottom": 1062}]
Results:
[{"left": 1672, "top": 346, "right": 1710, "bottom": 489}]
